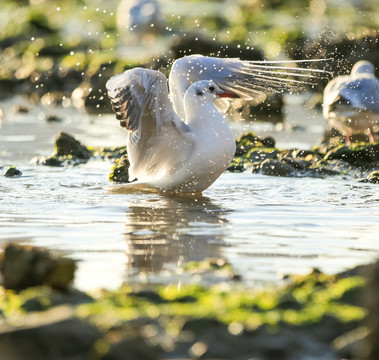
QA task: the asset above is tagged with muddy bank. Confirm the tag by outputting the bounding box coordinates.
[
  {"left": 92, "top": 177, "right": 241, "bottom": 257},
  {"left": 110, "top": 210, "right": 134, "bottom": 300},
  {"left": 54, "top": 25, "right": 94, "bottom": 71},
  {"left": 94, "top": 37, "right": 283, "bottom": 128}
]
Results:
[{"left": 0, "top": 244, "right": 377, "bottom": 360}]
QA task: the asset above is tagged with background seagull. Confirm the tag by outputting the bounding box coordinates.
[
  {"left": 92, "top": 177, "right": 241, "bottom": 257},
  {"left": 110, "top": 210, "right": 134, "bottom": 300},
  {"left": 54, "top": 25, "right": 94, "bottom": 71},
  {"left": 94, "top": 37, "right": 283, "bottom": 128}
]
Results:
[
  {"left": 323, "top": 60, "right": 379, "bottom": 144},
  {"left": 107, "top": 55, "right": 328, "bottom": 193}
]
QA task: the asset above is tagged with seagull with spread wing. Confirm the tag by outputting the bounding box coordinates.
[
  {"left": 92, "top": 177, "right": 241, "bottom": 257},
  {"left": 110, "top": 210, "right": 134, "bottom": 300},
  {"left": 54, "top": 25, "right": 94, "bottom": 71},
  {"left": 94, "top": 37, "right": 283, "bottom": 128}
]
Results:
[
  {"left": 323, "top": 60, "right": 379, "bottom": 145},
  {"left": 106, "top": 54, "right": 327, "bottom": 194}
]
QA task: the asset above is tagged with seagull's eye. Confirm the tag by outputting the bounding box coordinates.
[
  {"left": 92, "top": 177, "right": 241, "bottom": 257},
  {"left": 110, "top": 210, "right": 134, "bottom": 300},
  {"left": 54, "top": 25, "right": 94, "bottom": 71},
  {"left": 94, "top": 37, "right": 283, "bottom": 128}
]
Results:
[
  {"left": 196, "top": 90, "right": 204, "bottom": 96},
  {"left": 208, "top": 86, "right": 215, "bottom": 92}
]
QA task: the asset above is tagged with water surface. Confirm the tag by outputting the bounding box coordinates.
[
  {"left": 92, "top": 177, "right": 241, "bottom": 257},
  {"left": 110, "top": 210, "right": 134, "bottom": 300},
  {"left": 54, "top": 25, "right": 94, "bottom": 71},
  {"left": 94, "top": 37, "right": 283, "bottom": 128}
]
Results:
[{"left": 1, "top": 98, "right": 379, "bottom": 290}]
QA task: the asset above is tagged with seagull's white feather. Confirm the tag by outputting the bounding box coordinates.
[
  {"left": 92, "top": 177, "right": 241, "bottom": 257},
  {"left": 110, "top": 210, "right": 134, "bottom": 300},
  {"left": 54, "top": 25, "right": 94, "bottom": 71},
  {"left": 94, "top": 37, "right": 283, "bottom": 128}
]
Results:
[
  {"left": 107, "top": 55, "right": 328, "bottom": 192},
  {"left": 106, "top": 70, "right": 236, "bottom": 193},
  {"left": 169, "top": 54, "right": 329, "bottom": 119},
  {"left": 323, "top": 60, "right": 379, "bottom": 143},
  {"left": 106, "top": 68, "right": 193, "bottom": 182}
]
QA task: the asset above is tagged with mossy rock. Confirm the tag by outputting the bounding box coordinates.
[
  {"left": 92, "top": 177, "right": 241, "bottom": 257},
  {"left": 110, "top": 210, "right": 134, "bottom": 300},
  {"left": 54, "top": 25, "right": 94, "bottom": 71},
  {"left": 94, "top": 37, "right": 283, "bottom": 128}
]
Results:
[
  {"left": 323, "top": 143, "right": 379, "bottom": 168},
  {"left": 235, "top": 132, "right": 261, "bottom": 156},
  {"left": 109, "top": 155, "right": 131, "bottom": 183},
  {"left": 3, "top": 166, "right": 22, "bottom": 177},
  {"left": 55, "top": 132, "right": 92, "bottom": 160},
  {"left": 0, "top": 244, "right": 76, "bottom": 291},
  {"left": 360, "top": 170, "right": 379, "bottom": 184},
  {"left": 247, "top": 148, "right": 279, "bottom": 162},
  {"left": 260, "top": 159, "right": 295, "bottom": 177}
]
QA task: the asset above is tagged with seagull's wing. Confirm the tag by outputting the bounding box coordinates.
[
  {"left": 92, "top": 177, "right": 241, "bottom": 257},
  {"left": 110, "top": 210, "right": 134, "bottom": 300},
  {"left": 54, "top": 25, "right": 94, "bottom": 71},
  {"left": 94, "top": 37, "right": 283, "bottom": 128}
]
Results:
[
  {"left": 339, "top": 76, "right": 379, "bottom": 113},
  {"left": 169, "top": 54, "right": 330, "bottom": 118},
  {"left": 323, "top": 75, "right": 351, "bottom": 106},
  {"left": 106, "top": 67, "right": 191, "bottom": 180}
]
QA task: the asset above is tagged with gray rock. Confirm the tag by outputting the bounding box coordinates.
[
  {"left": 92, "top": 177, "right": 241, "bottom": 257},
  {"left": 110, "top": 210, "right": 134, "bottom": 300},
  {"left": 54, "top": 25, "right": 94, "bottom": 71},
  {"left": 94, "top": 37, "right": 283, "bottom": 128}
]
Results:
[
  {"left": 0, "top": 306, "right": 100, "bottom": 360},
  {"left": 260, "top": 159, "right": 295, "bottom": 177}
]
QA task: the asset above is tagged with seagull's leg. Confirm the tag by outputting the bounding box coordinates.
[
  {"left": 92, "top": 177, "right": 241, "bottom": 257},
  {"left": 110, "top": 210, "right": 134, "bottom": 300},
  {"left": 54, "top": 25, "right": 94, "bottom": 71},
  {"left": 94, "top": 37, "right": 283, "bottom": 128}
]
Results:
[
  {"left": 345, "top": 131, "right": 352, "bottom": 146},
  {"left": 368, "top": 127, "right": 375, "bottom": 143}
]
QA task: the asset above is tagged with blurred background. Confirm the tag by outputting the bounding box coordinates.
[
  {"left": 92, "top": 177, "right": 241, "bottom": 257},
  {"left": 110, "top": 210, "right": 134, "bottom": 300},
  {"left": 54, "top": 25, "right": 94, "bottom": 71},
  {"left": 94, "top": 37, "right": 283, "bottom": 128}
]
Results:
[{"left": 0, "top": 0, "right": 378, "bottom": 115}]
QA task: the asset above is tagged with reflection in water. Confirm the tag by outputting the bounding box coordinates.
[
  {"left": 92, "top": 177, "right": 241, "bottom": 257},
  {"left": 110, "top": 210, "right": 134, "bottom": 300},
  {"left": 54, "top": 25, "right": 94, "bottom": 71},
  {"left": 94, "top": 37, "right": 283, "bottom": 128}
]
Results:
[{"left": 123, "top": 195, "right": 230, "bottom": 277}]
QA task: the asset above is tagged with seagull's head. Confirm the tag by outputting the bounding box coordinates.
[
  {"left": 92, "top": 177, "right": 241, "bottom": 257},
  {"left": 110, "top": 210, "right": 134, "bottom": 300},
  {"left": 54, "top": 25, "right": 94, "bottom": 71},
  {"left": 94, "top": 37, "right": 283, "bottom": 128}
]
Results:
[
  {"left": 351, "top": 60, "right": 376, "bottom": 77},
  {"left": 184, "top": 80, "right": 238, "bottom": 109}
]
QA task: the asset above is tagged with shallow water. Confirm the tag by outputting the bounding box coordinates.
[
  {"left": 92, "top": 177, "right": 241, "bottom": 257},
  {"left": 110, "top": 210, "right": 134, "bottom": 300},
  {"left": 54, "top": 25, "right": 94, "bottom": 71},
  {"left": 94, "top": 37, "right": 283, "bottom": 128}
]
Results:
[{"left": 1, "top": 97, "right": 379, "bottom": 291}]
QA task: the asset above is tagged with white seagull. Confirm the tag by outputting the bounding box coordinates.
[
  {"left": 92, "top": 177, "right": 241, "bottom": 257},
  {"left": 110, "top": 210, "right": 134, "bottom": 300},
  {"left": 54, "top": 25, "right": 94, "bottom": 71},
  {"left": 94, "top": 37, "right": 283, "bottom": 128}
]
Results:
[
  {"left": 323, "top": 60, "right": 379, "bottom": 145},
  {"left": 106, "top": 54, "right": 327, "bottom": 194}
]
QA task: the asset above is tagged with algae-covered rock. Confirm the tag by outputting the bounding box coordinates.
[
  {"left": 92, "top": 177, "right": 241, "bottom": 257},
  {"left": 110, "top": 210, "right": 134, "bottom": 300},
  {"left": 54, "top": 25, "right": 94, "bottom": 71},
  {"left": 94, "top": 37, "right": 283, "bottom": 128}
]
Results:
[
  {"left": 235, "top": 132, "right": 261, "bottom": 156},
  {"left": 323, "top": 143, "right": 379, "bottom": 168},
  {"left": 3, "top": 166, "right": 22, "bottom": 177},
  {"left": 109, "top": 155, "right": 131, "bottom": 183},
  {"left": 0, "top": 307, "right": 100, "bottom": 360},
  {"left": 55, "top": 132, "right": 92, "bottom": 159},
  {"left": 360, "top": 261, "right": 379, "bottom": 360},
  {"left": 260, "top": 159, "right": 295, "bottom": 177},
  {"left": 363, "top": 171, "right": 379, "bottom": 184},
  {"left": 0, "top": 244, "right": 76, "bottom": 291},
  {"left": 35, "top": 132, "right": 93, "bottom": 166}
]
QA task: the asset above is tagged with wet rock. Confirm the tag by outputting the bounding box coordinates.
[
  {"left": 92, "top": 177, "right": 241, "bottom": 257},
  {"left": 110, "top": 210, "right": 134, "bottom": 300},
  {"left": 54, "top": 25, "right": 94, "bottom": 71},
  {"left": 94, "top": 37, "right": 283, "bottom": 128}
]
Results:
[
  {"left": 280, "top": 157, "right": 311, "bottom": 171},
  {"left": 35, "top": 132, "right": 93, "bottom": 166},
  {"left": 3, "top": 166, "right": 22, "bottom": 177},
  {"left": 109, "top": 155, "right": 131, "bottom": 183},
  {"left": 177, "top": 320, "right": 336, "bottom": 360},
  {"left": 36, "top": 156, "right": 64, "bottom": 167},
  {"left": 260, "top": 159, "right": 295, "bottom": 177},
  {"left": 21, "top": 288, "right": 93, "bottom": 313},
  {"left": 102, "top": 319, "right": 165, "bottom": 360},
  {"left": 261, "top": 136, "right": 276, "bottom": 148},
  {"left": 55, "top": 131, "right": 92, "bottom": 159},
  {"left": 93, "top": 146, "right": 128, "bottom": 160},
  {"left": 0, "top": 244, "right": 76, "bottom": 291},
  {"left": 14, "top": 105, "right": 30, "bottom": 113},
  {"left": 130, "top": 290, "right": 167, "bottom": 304},
  {"left": 323, "top": 143, "right": 379, "bottom": 168},
  {"left": 234, "top": 132, "right": 261, "bottom": 156},
  {"left": 226, "top": 163, "right": 245, "bottom": 173},
  {"left": 247, "top": 148, "right": 279, "bottom": 162},
  {"left": 0, "top": 306, "right": 100, "bottom": 360},
  {"left": 358, "top": 261, "right": 379, "bottom": 360},
  {"left": 102, "top": 337, "right": 160, "bottom": 360},
  {"left": 360, "top": 170, "right": 379, "bottom": 184},
  {"left": 45, "top": 114, "right": 62, "bottom": 122}
]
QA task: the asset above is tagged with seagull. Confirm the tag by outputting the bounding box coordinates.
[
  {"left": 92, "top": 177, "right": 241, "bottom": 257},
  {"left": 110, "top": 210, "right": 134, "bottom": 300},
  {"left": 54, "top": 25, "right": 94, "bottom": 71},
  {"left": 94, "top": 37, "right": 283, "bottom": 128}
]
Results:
[
  {"left": 323, "top": 60, "right": 379, "bottom": 145},
  {"left": 106, "top": 54, "right": 328, "bottom": 194}
]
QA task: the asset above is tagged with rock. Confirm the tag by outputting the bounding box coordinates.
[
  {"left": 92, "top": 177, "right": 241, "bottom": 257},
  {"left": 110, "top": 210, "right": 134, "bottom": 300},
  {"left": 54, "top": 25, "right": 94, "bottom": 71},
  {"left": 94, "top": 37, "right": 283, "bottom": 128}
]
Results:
[
  {"left": 3, "top": 166, "right": 22, "bottom": 177},
  {"left": 261, "top": 136, "right": 276, "bottom": 148},
  {"left": 0, "top": 306, "right": 100, "bottom": 360},
  {"left": 45, "top": 114, "right": 62, "bottom": 122},
  {"left": 235, "top": 132, "right": 261, "bottom": 156},
  {"left": 364, "top": 171, "right": 379, "bottom": 184},
  {"left": 247, "top": 148, "right": 279, "bottom": 162},
  {"left": 358, "top": 261, "right": 379, "bottom": 360},
  {"left": 0, "top": 244, "right": 76, "bottom": 291},
  {"left": 323, "top": 143, "right": 379, "bottom": 168},
  {"left": 36, "top": 156, "right": 64, "bottom": 167},
  {"left": 260, "top": 159, "right": 295, "bottom": 177},
  {"left": 280, "top": 157, "right": 311, "bottom": 171},
  {"left": 226, "top": 163, "right": 245, "bottom": 173},
  {"left": 55, "top": 132, "right": 92, "bottom": 159},
  {"left": 109, "top": 155, "right": 131, "bottom": 183},
  {"left": 102, "top": 319, "right": 165, "bottom": 360}
]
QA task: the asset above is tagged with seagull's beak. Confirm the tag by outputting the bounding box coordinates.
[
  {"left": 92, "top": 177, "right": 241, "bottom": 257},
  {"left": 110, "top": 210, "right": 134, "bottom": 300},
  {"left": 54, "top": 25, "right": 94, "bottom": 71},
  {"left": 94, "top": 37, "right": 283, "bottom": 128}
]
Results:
[{"left": 217, "top": 89, "right": 239, "bottom": 98}]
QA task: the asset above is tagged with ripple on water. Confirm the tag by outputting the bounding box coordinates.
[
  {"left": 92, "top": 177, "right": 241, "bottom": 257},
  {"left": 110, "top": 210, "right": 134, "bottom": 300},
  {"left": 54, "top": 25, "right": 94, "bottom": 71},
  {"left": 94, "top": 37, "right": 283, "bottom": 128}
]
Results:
[{"left": 1, "top": 103, "right": 379, "bottom": 290}]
